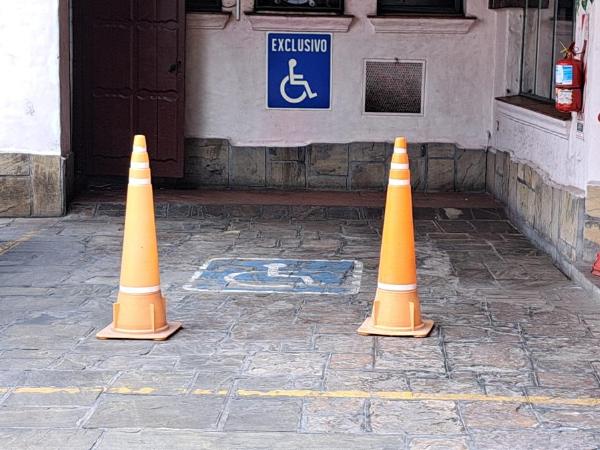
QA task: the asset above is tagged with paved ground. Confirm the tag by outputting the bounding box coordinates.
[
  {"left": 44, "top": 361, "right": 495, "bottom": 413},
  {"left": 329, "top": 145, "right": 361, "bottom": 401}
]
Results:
[{"left": 1, "top": 197, "right": 600, "bottom": 449}]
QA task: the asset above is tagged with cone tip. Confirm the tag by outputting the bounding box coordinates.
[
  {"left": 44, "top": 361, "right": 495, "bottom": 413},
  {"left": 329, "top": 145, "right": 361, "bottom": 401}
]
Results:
[
  {"left": 133, "top": 135, "right": 147, "bottom": 149},
  {"left": 394, "top": 137, "right": 407, "bottom": 149}
]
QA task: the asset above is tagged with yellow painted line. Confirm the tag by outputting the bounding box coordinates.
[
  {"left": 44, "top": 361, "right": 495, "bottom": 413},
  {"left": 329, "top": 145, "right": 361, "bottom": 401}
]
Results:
[
  {"left": 0, "top": 230, "right": 40, "bottom": 256},
  {"left": 3, "top": 386, "right": 600, "bottom": 407},
  {"left": 12, "top": 387, "right": 101, "bottom": 395},
  {"left": 108, "top": 387, "right": 157, "bottom": 395},
  {"left": 192, "top": 389, "right": 230, "bottom": 396},
  {"left": 236, "top": 389, "right": 600, "bottom": 407}
]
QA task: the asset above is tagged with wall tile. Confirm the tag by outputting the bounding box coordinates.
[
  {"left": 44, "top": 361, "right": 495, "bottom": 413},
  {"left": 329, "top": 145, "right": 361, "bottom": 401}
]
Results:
[
  {"left": 456, "top": 149, "right": 486, "bottom": 192},
  {"left": 230, "top": 147, "right": 266, "bottom": 187}
]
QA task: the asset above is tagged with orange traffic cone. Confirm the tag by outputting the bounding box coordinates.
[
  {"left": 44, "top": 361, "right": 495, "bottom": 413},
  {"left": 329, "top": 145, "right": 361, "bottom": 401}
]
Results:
[
  {"left": 358, "top": 137, "right": 434, "bottom": 337},
  {"left": 96, "top": 135, "right": 182, "bottom": 340}
]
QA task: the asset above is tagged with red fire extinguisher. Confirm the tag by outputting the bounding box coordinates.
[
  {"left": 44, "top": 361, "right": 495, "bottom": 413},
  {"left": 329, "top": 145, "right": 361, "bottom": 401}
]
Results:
[{"left": 555, "top": 42, "right": 583, "bottom": 113}]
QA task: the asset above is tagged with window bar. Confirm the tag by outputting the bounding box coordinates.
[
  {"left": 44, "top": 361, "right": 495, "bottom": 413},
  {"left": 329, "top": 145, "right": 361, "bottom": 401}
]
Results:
[
  {"left": 519, "top": 0, "right": 528, "bottom": 95},
  {"left": 550, "top": 0, "right": 559, "bottom": 99},
  {"left": 533, "top": 0, "right": 542, "bottom": 95}
]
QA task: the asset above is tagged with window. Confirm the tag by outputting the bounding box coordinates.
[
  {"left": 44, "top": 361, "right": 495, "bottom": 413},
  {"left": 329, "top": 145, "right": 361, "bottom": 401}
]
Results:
[
  {"left": 254, "top": 0, "right": 344, "bottom": 14},
  {"left": 186, "top": 0, "right": 222, "bottom": 12},
  {"left": 378, "top": 0, "right": 463, "bottom": 16},
  {"left": 520, "top": 0, "right": 574, "bottom": 100}
]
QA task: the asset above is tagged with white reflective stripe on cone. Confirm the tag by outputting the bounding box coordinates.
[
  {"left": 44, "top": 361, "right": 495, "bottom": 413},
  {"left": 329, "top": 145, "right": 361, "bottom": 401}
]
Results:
[
  {"left": 388, "top": 178, "right": 411, "bottom": 186},
  {"left": 393, "top": 147, "right": 407, "bottom": 154},
  {"left": 390, "top": 163, "right": 409, "bottom": 170},
  {"left": 378, "top": 282, "right": 417, "bottom": 291},
  {"left": 119, "top": 285, "right": 161, "bottom": 294},
  {"left": 130, "top": 162, "right": 150, "bottom": 169},
  {"left": 132, "top": 146, "right": 147, "bottom": 153},
  {"left": 129, "top": 178, "right": 151, "bottom": 185}
]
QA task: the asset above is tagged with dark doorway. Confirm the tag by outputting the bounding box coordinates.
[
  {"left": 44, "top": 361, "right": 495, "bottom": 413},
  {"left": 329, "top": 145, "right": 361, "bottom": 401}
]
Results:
[{"left": 73, "top": 0, "right": 185, "bottom": 178}]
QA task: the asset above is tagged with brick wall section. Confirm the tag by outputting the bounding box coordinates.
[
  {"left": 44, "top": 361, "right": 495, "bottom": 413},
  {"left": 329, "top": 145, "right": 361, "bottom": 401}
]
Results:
[
  {"left": 486, "top": 149, "right": 587, "bottom": 264},
  {"left": 184, "top": 138, "right": 487, "bottom": 193},
  {"left": 0, "top": 154, "right": 65, "bottom": 217}
]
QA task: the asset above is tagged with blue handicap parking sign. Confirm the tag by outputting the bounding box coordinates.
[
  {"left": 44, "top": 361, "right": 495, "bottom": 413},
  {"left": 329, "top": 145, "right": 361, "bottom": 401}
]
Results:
[
  {"left": 267, "top": 32, "right": 332, "bottom": 109},
  {"left": 184, "top": 258, "right": 362, "bottom": 295}
]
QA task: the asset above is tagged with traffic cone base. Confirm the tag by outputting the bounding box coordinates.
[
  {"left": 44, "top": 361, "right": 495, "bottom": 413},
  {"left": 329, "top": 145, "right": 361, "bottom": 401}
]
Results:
[
  {"left": 357, "top": 317, "right": 433, "bottom": 337},
  {"left": 358, "top": 289, "right": 434, "bottom": 337},
  {"left": 96, "top": 322, "right": 182, "bottom": 341},
  {"left": 96, "top": 292, "right": 182, "bottom": 340}
]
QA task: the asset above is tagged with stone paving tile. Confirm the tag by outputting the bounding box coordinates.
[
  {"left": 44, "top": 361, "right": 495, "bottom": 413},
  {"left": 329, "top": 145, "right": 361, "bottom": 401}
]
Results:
[
  {"left": 0, "top": 324, "right": 93, "bottom": 350},
  {"left": 0, "top": 429, "right": 103, "bottom": 449},
  {"left": 111, "top": 370, "right": 195, "bottom": 395},
  {"left": 245, "top": 352, "right": 328, "bottom": 378},
  {"left": 236, "top": 375, "right": 323, "bottom": 390},
  {"left": 0, "top": 405, "right": 87, "bottom": 428},
  {"left": 534, "top": 405, "right": 600, "bottom": 430},
  {"left": 460, "top": 401, "right": 539, "bottom": 430},
  {"left": 445, "top": 342, "right": 530, "bottom": 373},
  {"left": 2, "top": 370, "right": 116, "bottom": 407},
  {"left": 470, "top": 430, "right": 600, "bottom": 449},
  {"left": 302, "top": 398, "right": 365, "bottom": 433},
  {"left": 325, "top": 370, "right": 409, "bottom": 391},
  {"left": 408, "top": 436, "right": 470, "bottom": 450},
  {"left": 370, "top": 399, "right": 463, "bottom": 435},
  {"left": 314, "top": 334, "right": 375, "bottom": 353},
  {"left": 329, "top": 352, "right": 373, "bottom": 370},
  {"left": 96, "top": 430, "right": 407, "bottom": 449},
  {"left": 85, "top": 395, "right": 224, "bottom": 430},
  {"left": 223, "top": 398, "right": 302, "bottom": 432},
  {"left": 375, "top": 337, "right": 447, "bottom": 374},
  {"left": 178, "top": 354, "right": 246, "bottom": 373},
  {"left": 3, "top": 205, "right": 600, "bottom": 446},
  {"left": 408, "top": 375, "right": 483, "bottom": 395}
]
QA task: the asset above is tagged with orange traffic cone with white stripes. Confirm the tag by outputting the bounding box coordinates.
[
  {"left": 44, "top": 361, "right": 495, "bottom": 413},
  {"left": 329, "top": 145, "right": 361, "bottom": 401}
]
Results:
[
  {"left": 358, "top": 137, "right": 434, "bottom": 337},
  {"left": 96, "top": 135, "right": 182, "bottom": 340}
]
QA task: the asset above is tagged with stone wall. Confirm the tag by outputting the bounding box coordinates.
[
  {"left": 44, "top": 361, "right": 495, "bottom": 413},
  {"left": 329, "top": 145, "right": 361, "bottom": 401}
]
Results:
[
  {"left": 183, "top": 139, "right": 487, "bottom": 193},
  {"left": 584, "top": 185, "right": 600, "bottom": 264},
  {"left": 0, "top": 154, "right": 65, "bottom": 217},
  {"left": 486, "top": 149, "right": 586, "bottom": 268}
]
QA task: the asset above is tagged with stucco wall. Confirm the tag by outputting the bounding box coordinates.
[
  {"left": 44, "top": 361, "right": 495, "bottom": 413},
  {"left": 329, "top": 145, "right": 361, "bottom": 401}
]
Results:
[
  {"left": 0, "top": 0, "right": 61, "bottom": 156},
  {"left": 185, "top": 0, "right": 499, "bottom": 149},
  {"left": 584, "top": 2, "right": 600, "bottom": 189},
  {"left": 493, "top": 101, "right": 586, "bottom": 191}
]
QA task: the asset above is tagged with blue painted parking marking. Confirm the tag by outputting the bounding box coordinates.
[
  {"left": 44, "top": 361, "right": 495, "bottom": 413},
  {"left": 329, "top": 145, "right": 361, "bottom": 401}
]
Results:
[{"left": 184, "top": 258, "right": 362, "bottom": 295}]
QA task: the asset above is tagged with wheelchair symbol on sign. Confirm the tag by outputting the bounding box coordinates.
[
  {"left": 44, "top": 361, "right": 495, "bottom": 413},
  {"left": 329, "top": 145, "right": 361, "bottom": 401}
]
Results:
[
  {"left": 280, "top": 59, "right": 318, "bottom": 104},
  {"left": 224, "top": 262, "right": 316, "bottom": 290}
]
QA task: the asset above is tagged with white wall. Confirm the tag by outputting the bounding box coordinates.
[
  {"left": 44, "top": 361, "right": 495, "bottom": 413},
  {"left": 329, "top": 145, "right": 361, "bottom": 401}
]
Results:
[
  {"left": 584, "top": 2, "right": 600, "bottom": 189},
  {"left": 185, "top": 0, "right": 499, "bottom": 148},
  {"left": 0, "top": 0, "right": 62, "bottom": 156},
  {"left": 493, "top": 101, "right": 585, "bottom": 191},
  {"left": 492, "top": 2, "right": 600, "bottom": 193}
]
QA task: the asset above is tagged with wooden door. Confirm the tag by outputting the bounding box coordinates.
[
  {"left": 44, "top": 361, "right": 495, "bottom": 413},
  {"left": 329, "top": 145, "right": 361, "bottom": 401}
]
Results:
[{"left": 78, "top": 0, "right": 185, "bottom": 177}]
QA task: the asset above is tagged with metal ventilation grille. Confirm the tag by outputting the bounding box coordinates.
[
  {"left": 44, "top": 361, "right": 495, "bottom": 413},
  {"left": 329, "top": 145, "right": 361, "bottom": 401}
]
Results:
[{"left": 365, "top": 61, "right": 424, "bottom": 114}]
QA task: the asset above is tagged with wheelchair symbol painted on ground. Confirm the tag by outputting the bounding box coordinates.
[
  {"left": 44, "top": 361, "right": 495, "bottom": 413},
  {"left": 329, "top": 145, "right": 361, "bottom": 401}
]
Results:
[
  {"left": 280, "top": 59, "right": 318, "bottom": 104},
  {"left": 184, "top": 258, "right": 362, "bottom": 294}
]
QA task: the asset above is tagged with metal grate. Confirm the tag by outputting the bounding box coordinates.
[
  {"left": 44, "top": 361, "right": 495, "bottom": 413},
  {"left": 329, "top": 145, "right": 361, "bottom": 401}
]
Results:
[
  {"left": 255, "top": 0, "right": 344, "bottom": 14},
  {"left": 364, "top": 60, "right": 424, "bottom": 114},
  {"left": 378, "top": 0, "right": 462, "bottom": 15},
  {"left": 187, "top": 0, "right": 222, "bottom": 12}
]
